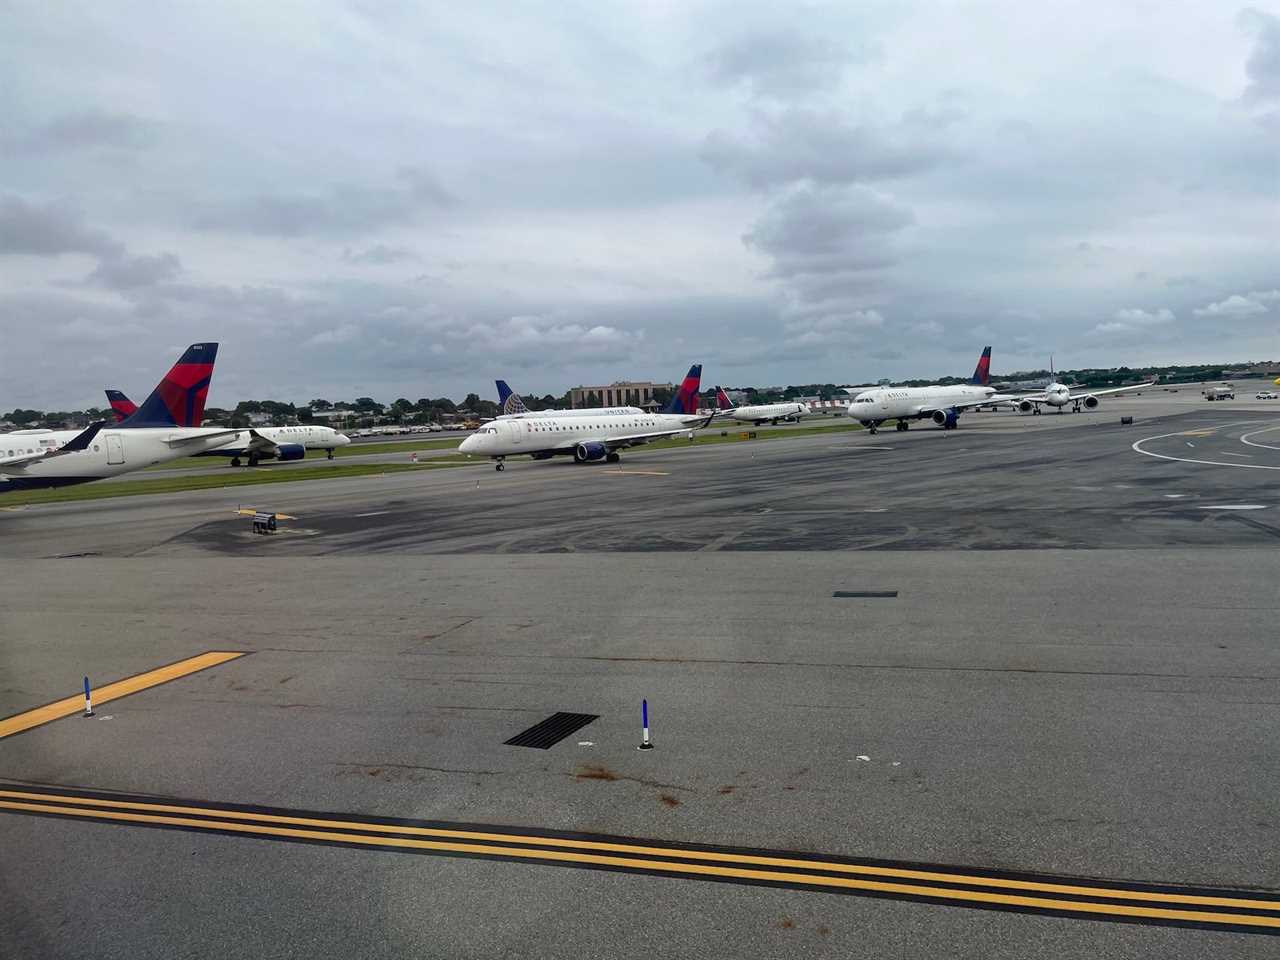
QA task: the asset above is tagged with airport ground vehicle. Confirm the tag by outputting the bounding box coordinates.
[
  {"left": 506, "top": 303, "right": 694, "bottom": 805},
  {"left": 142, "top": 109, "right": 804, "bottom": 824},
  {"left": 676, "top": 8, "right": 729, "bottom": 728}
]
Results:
[{"left": 1256, "top": 391, "right": 1277, "bottom": 400}]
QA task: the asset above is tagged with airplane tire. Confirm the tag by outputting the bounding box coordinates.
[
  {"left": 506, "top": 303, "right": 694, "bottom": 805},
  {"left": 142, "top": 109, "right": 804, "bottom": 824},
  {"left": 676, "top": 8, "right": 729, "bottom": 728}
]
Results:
[
  {"left": 606, "top": 452, "right": 621, "bottom": 463},
  {"left": 496, "top": 462, "right": 505, "bottom": 472},
  {"left": 230, "top": 457, "right": 241, "bottom": 467}
]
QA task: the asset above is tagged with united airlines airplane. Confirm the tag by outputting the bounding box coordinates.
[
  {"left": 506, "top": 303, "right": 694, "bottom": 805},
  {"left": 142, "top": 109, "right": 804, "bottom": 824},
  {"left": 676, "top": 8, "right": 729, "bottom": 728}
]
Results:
[{"left": 461, "top": 365, "right": 711, "bottom": 470}]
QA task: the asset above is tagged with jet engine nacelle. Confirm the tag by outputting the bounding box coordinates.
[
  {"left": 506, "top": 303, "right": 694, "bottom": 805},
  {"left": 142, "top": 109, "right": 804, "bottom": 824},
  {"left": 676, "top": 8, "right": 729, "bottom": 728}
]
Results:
[
  {"left": 276, "top": 443, "right": 306, "bottom": 461},
  {"left": 932, "top": 408, "right": 960, "bottom": 429},
  {"left": 1017, "top": 399, "right": 1035, "bottom": 414},
  {"left": 573, "top": 441, "right": 608, "bottom": 463},
  {"left": 1083, "top": 395, "right": 1099, "bottom": 410}
]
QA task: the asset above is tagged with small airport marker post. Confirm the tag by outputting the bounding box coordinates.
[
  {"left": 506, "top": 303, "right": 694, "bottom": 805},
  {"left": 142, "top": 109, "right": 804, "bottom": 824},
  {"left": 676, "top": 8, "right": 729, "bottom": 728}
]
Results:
[
  {"left": 82, "top": 676, "right": 93, "bottom": 718},
  {"left": 638, "top": 698, "right": 653, "bottom": 750}
]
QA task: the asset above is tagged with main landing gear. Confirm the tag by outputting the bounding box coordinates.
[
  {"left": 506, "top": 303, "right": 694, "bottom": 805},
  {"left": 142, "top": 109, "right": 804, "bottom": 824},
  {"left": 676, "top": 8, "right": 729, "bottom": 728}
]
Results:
[
  {"left": 606, "top": 452, "right": 621, "bottom": 463},
  {"left": 230, "top": 457, "right": 241, "bottom": 467},
  {"left": 895, "top": 420, "right": 909, "bottom": 432}
]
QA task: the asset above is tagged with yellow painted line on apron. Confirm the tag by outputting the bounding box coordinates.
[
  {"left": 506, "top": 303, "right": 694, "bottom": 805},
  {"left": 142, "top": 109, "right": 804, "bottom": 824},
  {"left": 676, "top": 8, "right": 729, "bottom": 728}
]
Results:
[
  {"left": 2, "top": 788, "right": 1277, "bottom": 920},
  {"left": 0, "top": 652, "right": 247, "bottom": 739}
]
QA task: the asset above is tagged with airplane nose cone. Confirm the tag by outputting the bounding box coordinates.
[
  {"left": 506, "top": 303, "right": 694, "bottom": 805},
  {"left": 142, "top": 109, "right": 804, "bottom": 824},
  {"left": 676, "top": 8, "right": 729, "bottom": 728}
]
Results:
[
  {"left": 336, "top": 433, "right": 352, "bottom": 445},
  {"left": 459, "top": 434, "right": 477, "bottom": 453}
]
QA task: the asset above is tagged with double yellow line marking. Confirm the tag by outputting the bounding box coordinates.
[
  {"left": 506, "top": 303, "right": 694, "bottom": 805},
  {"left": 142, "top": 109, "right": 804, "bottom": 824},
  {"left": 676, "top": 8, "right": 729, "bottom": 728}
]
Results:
[
  {"left": 1, "top": 785, "right": 1276, "bottom": 932},
  {"left": 0, "top": 652, "right": 246, "bottom": 739}
]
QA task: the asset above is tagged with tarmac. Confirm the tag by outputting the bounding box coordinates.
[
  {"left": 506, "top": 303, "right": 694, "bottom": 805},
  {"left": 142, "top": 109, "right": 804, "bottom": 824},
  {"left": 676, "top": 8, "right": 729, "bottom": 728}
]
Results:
[{"left": 2, "top": 392, "right": 1280, "bottom": 958}]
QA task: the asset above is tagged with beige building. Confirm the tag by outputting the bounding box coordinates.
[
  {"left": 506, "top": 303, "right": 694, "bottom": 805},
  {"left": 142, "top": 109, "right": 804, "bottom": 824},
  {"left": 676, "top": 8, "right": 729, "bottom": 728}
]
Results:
[{"left": 569, "top": 380, "right": 672, "bottom": 410}]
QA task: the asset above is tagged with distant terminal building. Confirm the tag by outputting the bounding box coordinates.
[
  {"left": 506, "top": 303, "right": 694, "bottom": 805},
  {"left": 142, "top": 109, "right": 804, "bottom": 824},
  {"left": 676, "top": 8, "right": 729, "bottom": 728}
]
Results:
[{"left": 569, "top": 380, "right": 673, "bottom": 410}]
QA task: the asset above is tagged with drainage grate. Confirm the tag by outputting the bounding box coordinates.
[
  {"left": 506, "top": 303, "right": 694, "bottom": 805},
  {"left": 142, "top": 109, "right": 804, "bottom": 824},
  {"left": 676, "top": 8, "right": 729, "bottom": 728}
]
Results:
[
  {"left": 504, "top": 712, "right": 599, "bottom": 749},
  {"left": 832, "top": 590, "right": 898, "bottom": 598}
]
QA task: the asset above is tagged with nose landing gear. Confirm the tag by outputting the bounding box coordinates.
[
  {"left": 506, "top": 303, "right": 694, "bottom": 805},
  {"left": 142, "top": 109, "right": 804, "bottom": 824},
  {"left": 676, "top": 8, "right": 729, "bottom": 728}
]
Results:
[{"left": 495, "top": 458, "right": 505, "bottom": 472}]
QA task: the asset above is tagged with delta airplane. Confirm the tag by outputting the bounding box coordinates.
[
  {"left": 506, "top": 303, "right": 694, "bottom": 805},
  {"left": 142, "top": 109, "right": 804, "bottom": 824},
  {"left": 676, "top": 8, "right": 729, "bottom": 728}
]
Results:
[
  {"left": 711, "top": 386, "right": 808, "bottom": 425},
  {"left": 848, "top": 347, "right": 1003, "bottom": 435},
  {"left": 461, "top": 364, "right": 711, "bottom": 470},
  {"left": 494, "top": 380, "right": 642, "bottom": 419},
  {"left": 1, "top": 343, "right": 250, "bottom": 492},
  {"left": 1005, "top": 360, "right": 1156, "bottom": 414},
  {"left": 106, "top": 390, "right": 349, "bottom": 465}
]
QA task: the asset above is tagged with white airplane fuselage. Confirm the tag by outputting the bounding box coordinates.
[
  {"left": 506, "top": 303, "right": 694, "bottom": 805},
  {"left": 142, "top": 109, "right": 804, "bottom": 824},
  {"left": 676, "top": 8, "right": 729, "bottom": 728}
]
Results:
[
  {"left": 459, "top": 411, "right": 702, "bottom": 466},
  {"left": 720, "top": 402, "right": 809, "bottom": 425},
  {"left": 848, "top": 384, "right": 995, "bottom": 424},
  {"left": 203, "top": 424, "right": 350, "bottom": 458},
  {"left": 1, "top": 426, "right": 250, "bottom": 490}
]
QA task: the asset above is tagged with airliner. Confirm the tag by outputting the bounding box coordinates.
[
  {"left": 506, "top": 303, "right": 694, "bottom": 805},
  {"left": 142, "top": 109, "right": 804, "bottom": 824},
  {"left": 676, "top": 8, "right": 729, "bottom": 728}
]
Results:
[
  {"left": 106, "top": 390, "right": 350, "bottom": 465},
  {"left": 712, "top": 387, "right": 809, "bottom": 425},
  {"left": 847, "top": 347, "right": 1002, "bottom": 434},
  {"left": 1006, "top": 361, "right": 1156, "bottom": 414},
  {"left": 461, "top": 365, "right": 710, "bottom": 470},
  {"left": 494, "top": 380, "right": 642, "bottom": 419},
  {"left": 1, "top": 343, "right": 248, "bottom": 492}
]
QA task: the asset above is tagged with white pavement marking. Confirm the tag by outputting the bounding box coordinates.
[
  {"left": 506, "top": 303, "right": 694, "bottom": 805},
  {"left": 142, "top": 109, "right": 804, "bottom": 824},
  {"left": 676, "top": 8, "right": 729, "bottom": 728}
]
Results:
[
  {"left": 1132, "top": 420, "right": 1280, "bottom": 470},
  {"left": 1240, "top": 424, "right": 1280, "bottom": 451},
  {"left": 355, "top": 511, "right": 389, "bottom": 517},
  {"left": 1197, "top": 505, "right": 1268, "bottom": 511}
]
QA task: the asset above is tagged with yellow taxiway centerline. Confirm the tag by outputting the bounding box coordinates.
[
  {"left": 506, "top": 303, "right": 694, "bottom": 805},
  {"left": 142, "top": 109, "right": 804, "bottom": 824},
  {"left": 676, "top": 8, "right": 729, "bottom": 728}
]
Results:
[
  {"left": 1, "top": 797, "right": 1277, "bottom": 929},
  {"left": 0, "top": 651, "right": 246, "bottom": 739},
  {"left": 1, "top": 788, "right": 1277, "bottom": 918}
]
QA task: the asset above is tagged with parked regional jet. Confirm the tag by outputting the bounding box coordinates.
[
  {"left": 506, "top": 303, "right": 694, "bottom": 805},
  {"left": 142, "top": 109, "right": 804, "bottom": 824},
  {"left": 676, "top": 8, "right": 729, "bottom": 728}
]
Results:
[
  {"left": 495, "top": 380, "right": 642, "bottom": 418},
  {"left": 1006, "top": 360, "right": 1156, "bottom": 414},
  {"left": 106, "top": 390, "right": 349, "bottom": 464},
  {"left": 461, "top": 365, "right": 710, "bottom": 470},
  {"left": 712, "top": 387, "right": 808, "bottom": 425},
  {"left": 847, "top": 347, "right": 1002, "bottom": 435},
  {"left": 1, "top": 343, "right": 247, "bottom": 492}
]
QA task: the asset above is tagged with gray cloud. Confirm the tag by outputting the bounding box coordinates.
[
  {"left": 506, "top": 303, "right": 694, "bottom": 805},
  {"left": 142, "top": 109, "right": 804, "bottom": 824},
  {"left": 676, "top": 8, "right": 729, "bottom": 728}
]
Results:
[
  {"left": 1193, "top": 290, "right": 1279, "bottom": 317},
  {"left": 86, "top": 251, "right": 182, "bottom": 289},
  {"left": 702, "top": 108, "right": 945, "bottom": 189},
  {"left": 192, "top": 167, "right": 453, "bottom": 237},
  {"left": 13, "top": 110, "right": 155, "bottom": 154},
  {"left": 0, "top": 195, "right": 123, "bottom": 258},
  {"left": 705, "top": 29, "right": 874, "bottom": 99},
  {"left": 1239, "top": 8, "right": 1280, "bottom": 103},
  {"left": 341, "top": 244, "right": 420, "bottom": 265}
]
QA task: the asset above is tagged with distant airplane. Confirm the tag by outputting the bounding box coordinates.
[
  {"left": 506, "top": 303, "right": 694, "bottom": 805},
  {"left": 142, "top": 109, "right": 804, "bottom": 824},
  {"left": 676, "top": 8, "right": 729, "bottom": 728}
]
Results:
[
  {"left": 494, "top": 380, "right": 643, "bottom": 418},
  {"left": 1006, "top": 359, "right": 1156, "bottom": 413},
  {"left": 712, "top": 387, "right": 809, "bottom": 426},
  {"left": 106, "top": 390, "right": 349, "bottom": 465},
  {"left": 1, "top": 343, "right": 250, "bottom": 492},
  {"left": 461, "top": 364, "right": 711, "bottom": 470},
  {"left": 847, "top": 347, "right": 1004, "bottom": 434}
]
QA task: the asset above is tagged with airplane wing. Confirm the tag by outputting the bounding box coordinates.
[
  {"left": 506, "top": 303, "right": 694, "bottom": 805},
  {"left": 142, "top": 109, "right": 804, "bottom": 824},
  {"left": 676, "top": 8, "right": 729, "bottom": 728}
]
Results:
[
  {"left": 604, "top": 413, "right": 716, "bottom": 449},
  {"left": 919, "top": 394, "right": 1018, "bottom": 416},
  {"left": 162, "top": 428, "right": 248, "bottom": 448},
  {"left": 0, "top": 421, "right": 105, "bottom": 468},
  {"left": 1066, "top": 380, "right": 1156, "bottom": 401}
]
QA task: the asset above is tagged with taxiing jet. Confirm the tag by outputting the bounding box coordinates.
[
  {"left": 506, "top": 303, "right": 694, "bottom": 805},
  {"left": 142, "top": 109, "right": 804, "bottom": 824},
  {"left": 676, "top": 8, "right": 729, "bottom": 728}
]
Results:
[
  {"left": 1, "top": 343, "right": 249, "bottom": 492},
  {"left": 711, "top": 387, "right": 808, "bottom": 425},
  {"left": 495, "top": 380, "right": 642, "bottom": 419},
  {"left": 848, "top": 347, "right": 1003, "bottom": 435},
  {"left": 1005, "top": 359, "right": 1156, "bottom": 414},
  {"left": 106, "top": 390, "right": 349, "bottom": 465},
  {"left": 461, "top": 365, "right": 711, "bottom": 470}
]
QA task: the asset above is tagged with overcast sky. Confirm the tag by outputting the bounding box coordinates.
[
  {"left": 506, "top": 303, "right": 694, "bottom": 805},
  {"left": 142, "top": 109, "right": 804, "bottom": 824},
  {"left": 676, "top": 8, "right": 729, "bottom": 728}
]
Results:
[{"left": 2, "top": 1, "right": 1277, "bottom": 410}]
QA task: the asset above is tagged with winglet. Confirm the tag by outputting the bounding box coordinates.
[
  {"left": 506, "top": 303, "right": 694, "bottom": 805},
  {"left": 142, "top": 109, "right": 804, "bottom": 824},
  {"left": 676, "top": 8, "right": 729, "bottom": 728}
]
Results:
[{"left": 59, "top": 420, "right": 105, "bottom": 453}]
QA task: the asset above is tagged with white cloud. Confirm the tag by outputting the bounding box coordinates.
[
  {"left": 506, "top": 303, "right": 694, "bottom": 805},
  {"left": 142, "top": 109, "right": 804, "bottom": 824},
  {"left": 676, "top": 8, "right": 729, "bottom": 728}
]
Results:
[{"left": 1193, "top": 294, "right": 1270, "bottom": 317}]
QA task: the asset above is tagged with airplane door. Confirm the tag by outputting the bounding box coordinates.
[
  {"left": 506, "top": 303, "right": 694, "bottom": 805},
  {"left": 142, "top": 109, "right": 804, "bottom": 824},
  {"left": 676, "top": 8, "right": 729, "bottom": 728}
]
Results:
[
  {"left": 503, "top": 420, "right": 522, "bottom": 446},
  {"left": 106, "top": 434, "right": 125, "bottom": 464}
]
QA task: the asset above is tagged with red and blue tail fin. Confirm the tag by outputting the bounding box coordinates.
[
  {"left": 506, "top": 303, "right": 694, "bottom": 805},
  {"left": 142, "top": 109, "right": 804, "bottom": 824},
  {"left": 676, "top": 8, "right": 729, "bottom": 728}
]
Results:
[
  {"left": 714, "top": 386, "right": 734, "bottom": 410},
  {"left": 663, "top": 364, "right": 702, "bottom": 415},
  {"left": 970, "top": 346, "right": 992, "bottom": 386},
  {"left": 117, "top": 343, "right": 218, "bottom": 428},
  {"left": 105, "top": 389, "right": 137, "bottom": 423},
  {"left": 496, "top": 380, "right": 528, "bottom": 416}
]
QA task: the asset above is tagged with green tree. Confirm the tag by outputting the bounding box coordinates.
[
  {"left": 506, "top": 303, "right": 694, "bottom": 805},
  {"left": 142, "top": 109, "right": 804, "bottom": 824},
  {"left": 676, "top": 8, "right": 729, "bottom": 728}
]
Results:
[
  {"left": 310, "top": 398, "right": 333, "bottom": 411},
  {"left": 463, "top": 392, "right": 481, "bottom": 410}
]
